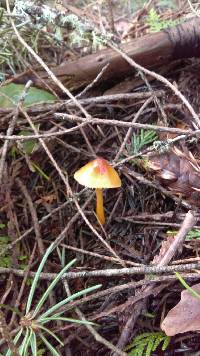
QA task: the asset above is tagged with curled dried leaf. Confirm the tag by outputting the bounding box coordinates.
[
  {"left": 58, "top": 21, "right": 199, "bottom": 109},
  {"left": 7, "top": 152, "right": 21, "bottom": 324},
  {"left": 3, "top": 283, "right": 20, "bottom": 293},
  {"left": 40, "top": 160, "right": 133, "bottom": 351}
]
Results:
[{"left": 146, "top": 146, "right": 200, "bottom": 205}]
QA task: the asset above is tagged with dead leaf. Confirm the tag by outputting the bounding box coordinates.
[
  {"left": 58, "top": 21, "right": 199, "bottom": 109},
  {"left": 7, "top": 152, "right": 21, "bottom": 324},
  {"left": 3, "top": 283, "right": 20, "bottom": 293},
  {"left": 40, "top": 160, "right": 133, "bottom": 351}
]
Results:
[
  {"left": 35, "top": 193, "right": 57, "bottom": 205},
  {"left": 161, "top": 283, "right": 200, "bottom": 336},
  {"left": 146, "top": 146, "right": 200, "bottom": 206}
]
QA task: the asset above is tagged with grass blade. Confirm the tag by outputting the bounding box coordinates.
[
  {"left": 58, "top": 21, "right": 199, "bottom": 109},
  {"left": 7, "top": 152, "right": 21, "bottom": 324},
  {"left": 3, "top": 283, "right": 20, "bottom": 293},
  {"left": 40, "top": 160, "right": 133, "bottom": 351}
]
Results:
[{"left": 175, "top": 272, "right": 200, "bottom": 301}]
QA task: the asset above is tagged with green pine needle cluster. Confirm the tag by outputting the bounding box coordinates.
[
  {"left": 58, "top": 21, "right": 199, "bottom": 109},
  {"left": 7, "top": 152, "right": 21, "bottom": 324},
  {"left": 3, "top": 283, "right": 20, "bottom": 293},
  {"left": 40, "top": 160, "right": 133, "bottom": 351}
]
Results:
[
  {"left": 126, "top": 331, "right": 170, "bottom": 356},
  {"left": 128, "top": 129, "right": 158, "bottom": 154},
  {"left": 5, "top": 243, "right": 101, "bottom": 355},
  {"left": 145, "top": 8, "right": 180, "bottom": 32}
]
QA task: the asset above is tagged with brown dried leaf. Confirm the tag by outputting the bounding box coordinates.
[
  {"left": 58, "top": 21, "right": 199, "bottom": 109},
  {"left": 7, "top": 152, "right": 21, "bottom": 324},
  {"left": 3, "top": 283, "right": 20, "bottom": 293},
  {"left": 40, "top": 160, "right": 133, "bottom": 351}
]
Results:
[
  {"left": 147, "top": 146, "right": 200, "bottom": 205},
  {"left": 161, "top": 283, "right": 200, "bottom": 336},
  {"left": 35, "top": 193, "right": 57, "bottom": 205}
]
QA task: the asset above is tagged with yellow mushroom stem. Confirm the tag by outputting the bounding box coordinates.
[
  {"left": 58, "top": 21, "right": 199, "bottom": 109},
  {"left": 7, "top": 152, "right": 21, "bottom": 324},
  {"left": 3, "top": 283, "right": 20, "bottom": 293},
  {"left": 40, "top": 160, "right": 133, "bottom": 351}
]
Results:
[{"left": 95, "top": 188, "right": 105, "bottom": 225}]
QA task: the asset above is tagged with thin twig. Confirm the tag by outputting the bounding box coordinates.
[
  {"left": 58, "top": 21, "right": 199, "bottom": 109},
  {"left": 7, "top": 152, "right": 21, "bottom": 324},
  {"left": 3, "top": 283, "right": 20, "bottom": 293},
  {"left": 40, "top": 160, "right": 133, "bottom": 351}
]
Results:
[
  {"left": 122, "top": 167, "right": 192, "bottom": 209},
  {"left": 0, "top": 91, "right": 164, "bottom": 116},
  {"left": 55, "top": 273, "right": 200, "bottom": 318},
  {"left": 62, "top": 279, "right": 126, "bottom": 356},
  {"left": 17, "top": 105, "right": 125, "bottom": 266},
  {"left": 0, "top": 121, "right": 89, "bottom": 140},
  {"left": 108, "top": 41, "right": 200, "bottom": 128},
  {"left": 9, "top": 244, "right": 37, "bottom": 327},
  {"left": 114, "top": 210, "right": 197, "bottom": 352},
  {"left": 157, "top": 210, "right": 197, "bottom": 266},
  {"left": 7, "top": 0, "right": 95, "bottom": 157},
  {"left": 0, "top": 310, "right": 19, "bottom": 356},
  {"left": 6, "top": 0, "right": 90, "bottom": 120},
  {"left": 106, "top": 0, "right": 116, "bottom": 34},
  {"left": 76, "top": 63, "right": 109, "bottom": 99},
  {"left": 0, "top": 262, "right": 200, "bottom": 280},
  {"left": 58, "top": 243, "right": 142, "bottom": 266},
  {"left": 0, "top": 188, "right": 89, "bottom": 258},
  {"left": 16, "top": 178, "right": 45, "bottom": 256},
  {"left": 114, "top": 96, "right": 153, "bottom": 161},
  {"left": 55, "top": 113, "right": 196, "bottom": 135}
]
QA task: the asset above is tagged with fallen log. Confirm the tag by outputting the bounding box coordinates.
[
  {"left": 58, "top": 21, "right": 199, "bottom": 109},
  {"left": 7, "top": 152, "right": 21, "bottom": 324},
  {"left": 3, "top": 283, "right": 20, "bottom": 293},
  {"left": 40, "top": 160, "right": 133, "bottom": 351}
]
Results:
[{"left": 17, "top": 17, "right": 200, "bottom": 93}]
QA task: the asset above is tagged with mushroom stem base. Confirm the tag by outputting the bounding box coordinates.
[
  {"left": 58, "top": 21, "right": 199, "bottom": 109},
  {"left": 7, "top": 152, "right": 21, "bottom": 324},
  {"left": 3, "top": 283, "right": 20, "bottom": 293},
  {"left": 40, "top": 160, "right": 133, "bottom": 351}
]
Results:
[{"left": 96, "top": 188, "right": 105, "bottom": 225}]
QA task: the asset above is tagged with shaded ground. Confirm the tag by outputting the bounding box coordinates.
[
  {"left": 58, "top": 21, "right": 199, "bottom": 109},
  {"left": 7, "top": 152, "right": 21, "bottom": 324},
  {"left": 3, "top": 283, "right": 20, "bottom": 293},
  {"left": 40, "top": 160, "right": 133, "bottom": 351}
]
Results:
[{"left": 1, "top": 1, "right": 200, "bottom": 355}]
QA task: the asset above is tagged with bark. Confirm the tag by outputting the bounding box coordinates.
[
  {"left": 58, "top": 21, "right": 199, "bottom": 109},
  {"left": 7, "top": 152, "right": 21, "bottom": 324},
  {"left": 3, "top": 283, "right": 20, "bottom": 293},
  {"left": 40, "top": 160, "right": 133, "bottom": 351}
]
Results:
[{"left": 16, "top": 17, "right": 200, "bottom": 92}]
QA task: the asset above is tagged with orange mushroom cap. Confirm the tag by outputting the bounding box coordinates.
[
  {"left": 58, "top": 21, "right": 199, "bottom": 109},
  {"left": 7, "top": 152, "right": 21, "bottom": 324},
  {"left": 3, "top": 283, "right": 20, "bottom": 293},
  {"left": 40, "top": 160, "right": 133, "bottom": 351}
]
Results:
[{"left": 74, "top": 158, "right": 121, "bottom": 189}]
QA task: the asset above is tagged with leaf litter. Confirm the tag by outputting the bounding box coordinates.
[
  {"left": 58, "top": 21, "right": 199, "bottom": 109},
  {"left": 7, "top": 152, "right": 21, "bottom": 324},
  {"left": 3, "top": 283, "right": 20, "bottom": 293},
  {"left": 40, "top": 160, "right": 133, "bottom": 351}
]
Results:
[{"left": 1, "top": 0, "right": 200, "bottom": 355}]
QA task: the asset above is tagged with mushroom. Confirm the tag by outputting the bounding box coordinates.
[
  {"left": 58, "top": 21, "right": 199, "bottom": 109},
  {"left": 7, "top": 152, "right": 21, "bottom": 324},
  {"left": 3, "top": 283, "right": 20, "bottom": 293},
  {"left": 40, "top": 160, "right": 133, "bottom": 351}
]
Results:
[{"left": 74, "top": 157, "right": 121, "bottom": 225}]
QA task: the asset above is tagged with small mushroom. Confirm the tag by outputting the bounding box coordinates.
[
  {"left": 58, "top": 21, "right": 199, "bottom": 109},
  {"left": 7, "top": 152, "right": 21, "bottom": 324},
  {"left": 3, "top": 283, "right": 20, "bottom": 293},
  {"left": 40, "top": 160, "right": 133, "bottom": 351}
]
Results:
[{"left": 74, "top": 157, "right": 121, "bottom": 225}]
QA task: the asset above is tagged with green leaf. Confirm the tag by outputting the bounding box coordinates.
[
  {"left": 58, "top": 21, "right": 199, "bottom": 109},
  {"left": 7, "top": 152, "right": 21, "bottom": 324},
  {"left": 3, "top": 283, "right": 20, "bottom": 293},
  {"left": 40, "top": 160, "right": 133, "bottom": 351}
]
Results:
[
  {"left": 30, "top": 162, "right": 50, "bottom": 181},
  {"left": 146, "top": 336, "right": 154, "bottom": 356},
  {"left": 18, "top": 254, "right": 28, "bottom": 261},
  {"left": 186, "top": 229, "right": 200, "bottom": 240},
  {"left": 152, "top": 334, "right": 163, "bottom": 351},
  {"left": 0, "top": 84, "right": 56, "bottom": 108},
  {"left": 1, "top": 257, "right": 12, "bottom": 268},
  {"left": 162, "top": 335, "right": 171, "bottom": 350},
  {"left": 143, "top": 312, "right": 155, "bottom": 319},
  {"left": 126, "top": 333, "right": 149, "bottom": 349},
  {"left": 18, "top": 130, "right": 39, "bottom": 155},
  {"left": 126, "top": 332, "right": 171, "bottom": 355},
  {"left": 0, "top": 235, "right": 12, "bottom": 267},
  {"left": 0, "top": 235, "right": 10, "bottom": 244}
]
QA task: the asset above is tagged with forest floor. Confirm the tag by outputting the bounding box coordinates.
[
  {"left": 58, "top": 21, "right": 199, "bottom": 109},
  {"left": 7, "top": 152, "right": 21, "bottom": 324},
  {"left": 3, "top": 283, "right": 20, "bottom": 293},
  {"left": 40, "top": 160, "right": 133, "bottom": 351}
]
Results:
[{"left": 1, "top": 0, "right": 200, "bottom": 355}]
